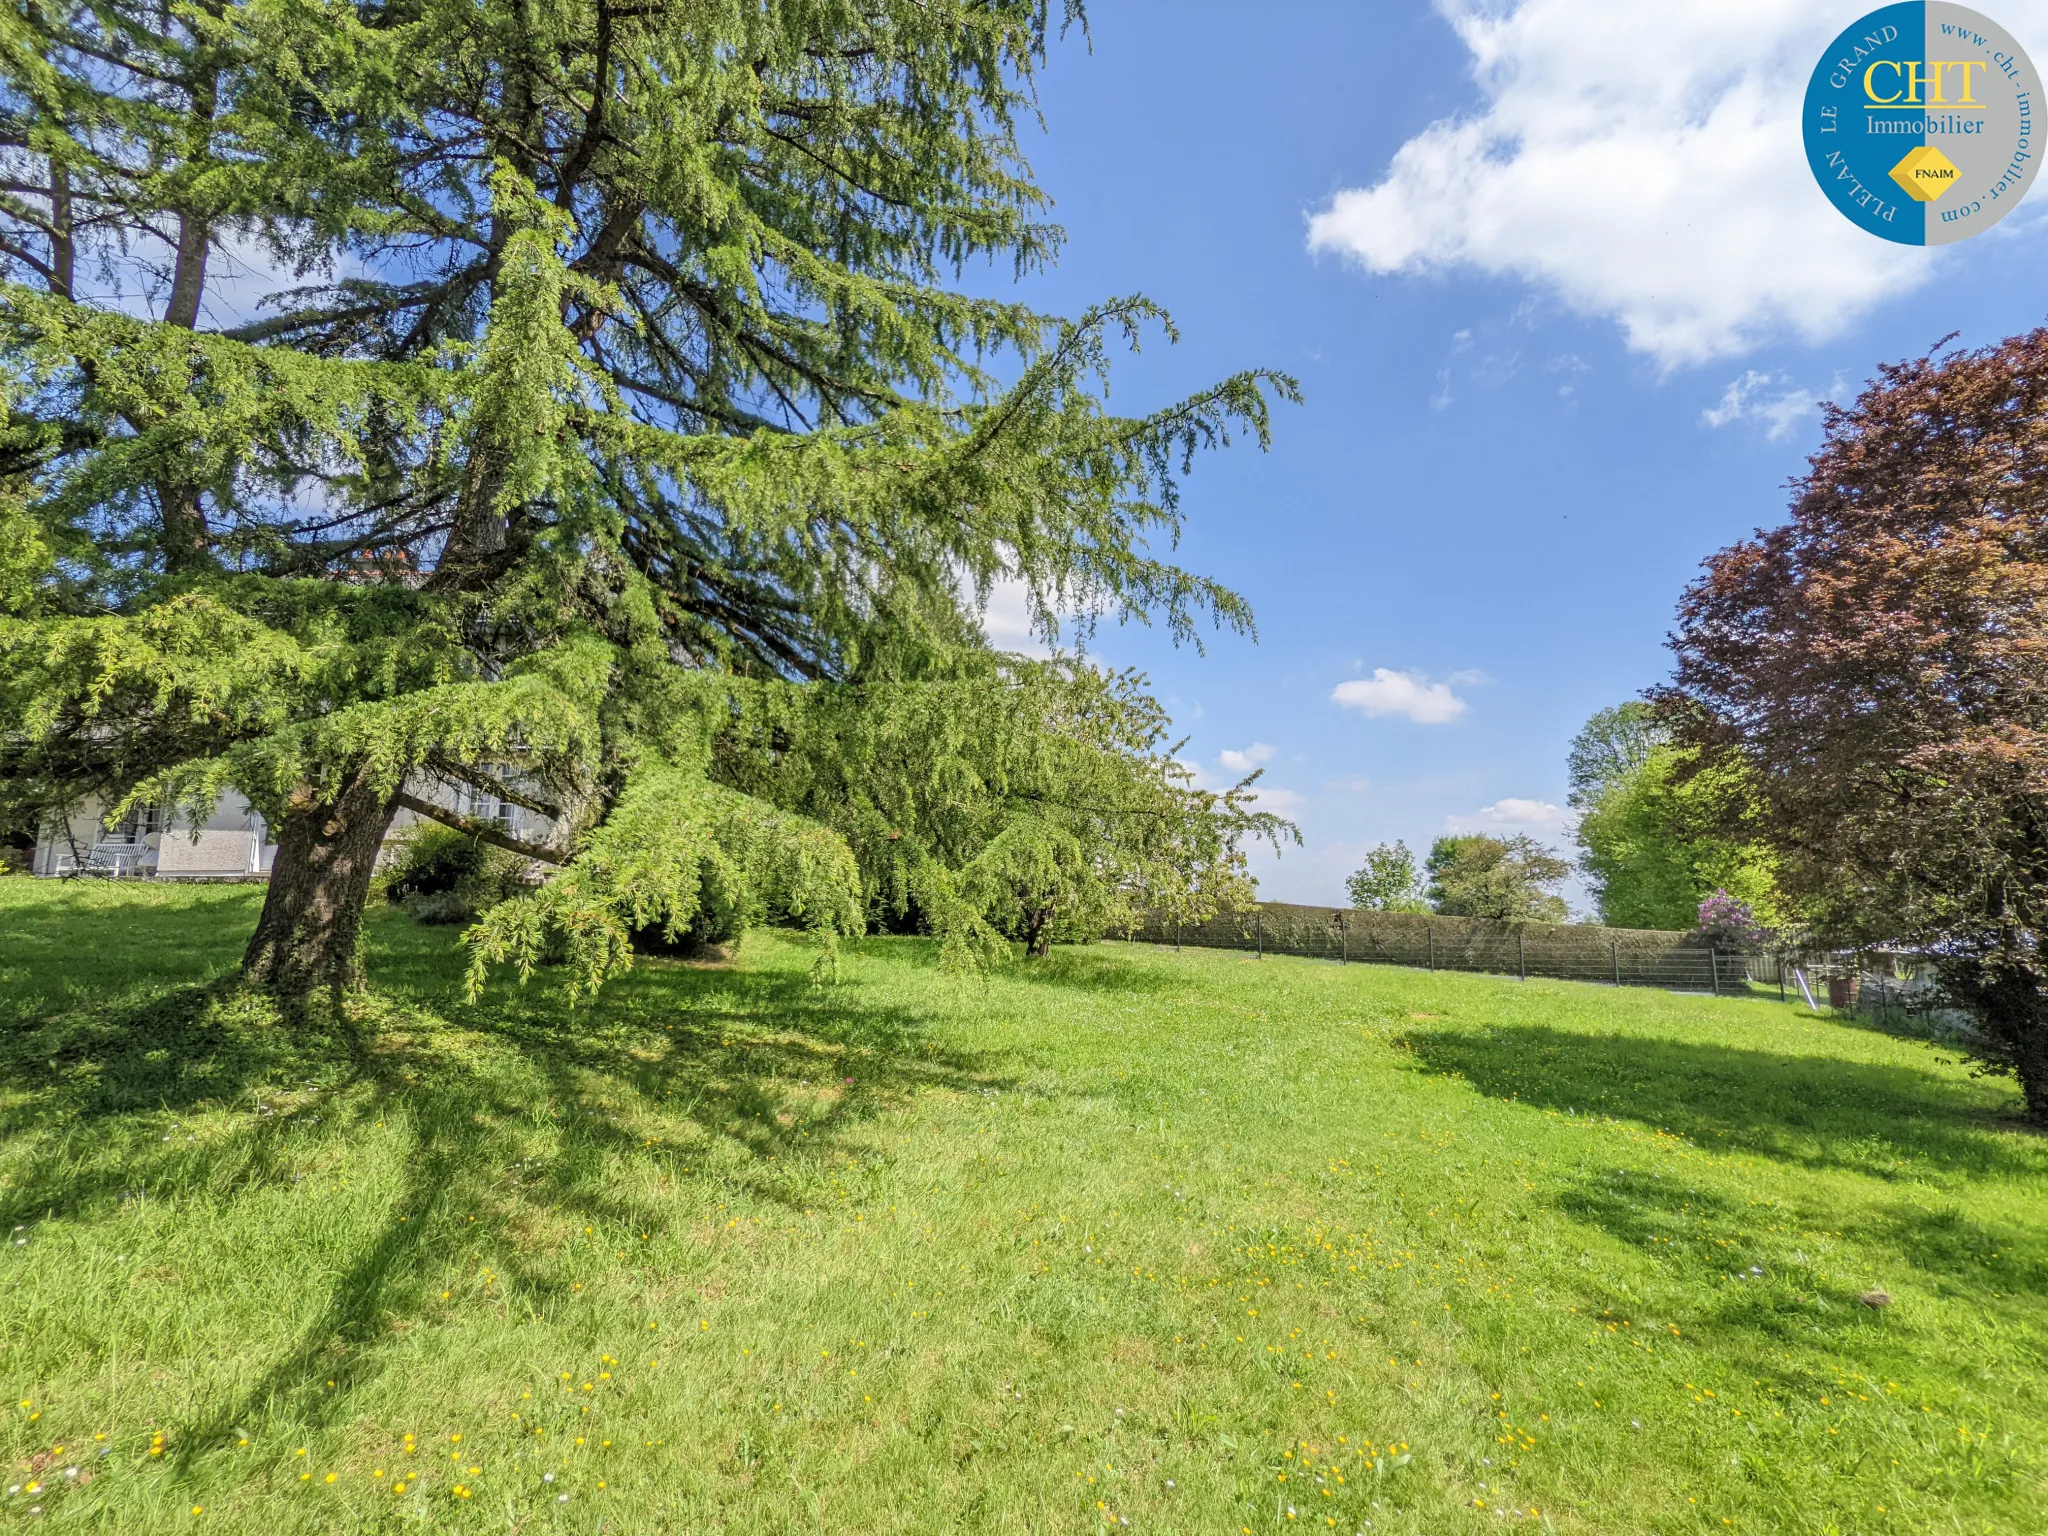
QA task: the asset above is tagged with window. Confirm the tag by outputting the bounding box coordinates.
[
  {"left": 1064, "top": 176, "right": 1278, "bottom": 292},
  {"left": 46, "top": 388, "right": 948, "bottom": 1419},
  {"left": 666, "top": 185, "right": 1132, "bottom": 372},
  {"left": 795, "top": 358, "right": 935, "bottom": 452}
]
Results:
[
  {"left": 460, "top": 785, "right": 519, "bottom": 831},
  {"left": 110, "top": 804, "right": 162, "bottom": 841}
]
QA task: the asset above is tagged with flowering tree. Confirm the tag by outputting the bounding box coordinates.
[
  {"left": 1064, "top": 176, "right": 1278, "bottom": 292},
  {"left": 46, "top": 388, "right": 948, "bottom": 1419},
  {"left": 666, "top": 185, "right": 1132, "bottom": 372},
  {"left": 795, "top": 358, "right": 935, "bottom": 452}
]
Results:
[{"left": 1694, "top": 891, "right": 1769, "bottom": 953}]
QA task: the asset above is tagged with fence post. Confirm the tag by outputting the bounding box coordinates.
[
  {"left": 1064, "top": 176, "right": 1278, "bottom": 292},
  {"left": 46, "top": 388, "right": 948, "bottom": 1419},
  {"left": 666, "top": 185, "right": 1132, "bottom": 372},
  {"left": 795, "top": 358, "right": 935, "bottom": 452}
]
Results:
[
  {"left": 1427, "top": 926, "right": 1435, "bottom": 972},
  {"left": 1612, "top": 940, "right": 1621, "bottom": 987},
  {"left": 1518, "top": 930, "right": 1526, "bottom": 981},
  {"left": 1255, "top": 909, "right": 1263, "bottom": 959},
  {"left": 1710, "top": 949, "right": 1720, "bottom": 997},
  {"left": 1777, "top": 953, "right": 1785, "bottom": 1003},
  {"left": 1175, "top": 917, "right": 1181, "bottom": 952},
  {"left": 1340, "top": 911, "right": 1348, "bottom": 965}
]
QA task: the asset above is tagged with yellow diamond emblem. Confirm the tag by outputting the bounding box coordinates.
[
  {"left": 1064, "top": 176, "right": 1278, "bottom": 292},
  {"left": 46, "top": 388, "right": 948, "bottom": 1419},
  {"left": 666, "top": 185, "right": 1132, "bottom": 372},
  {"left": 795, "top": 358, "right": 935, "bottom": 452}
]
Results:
[{"left": 1890, "top": 145, "right": 1961, "bottom": 203}]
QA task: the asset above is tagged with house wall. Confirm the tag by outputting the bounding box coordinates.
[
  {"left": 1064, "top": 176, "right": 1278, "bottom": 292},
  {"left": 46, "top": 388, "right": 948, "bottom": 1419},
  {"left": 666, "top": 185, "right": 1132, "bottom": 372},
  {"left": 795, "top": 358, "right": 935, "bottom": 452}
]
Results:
[
  {"left": 382, "top": 779, "right": 546, "bottom": 862},
  {"left": 34, "top": 791, "right": 275, "bottom": 878},
  {"left": 32, "top": 803, "right": 106, "bottom": 876},
  {"left": 34, "top": 777, "right": 553, "bottom": 878}
]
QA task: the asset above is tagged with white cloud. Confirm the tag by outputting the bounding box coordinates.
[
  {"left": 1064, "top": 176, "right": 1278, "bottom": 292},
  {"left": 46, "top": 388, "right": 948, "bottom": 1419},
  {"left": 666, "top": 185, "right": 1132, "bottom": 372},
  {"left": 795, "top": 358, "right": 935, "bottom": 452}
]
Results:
[
  {"left": 1180, "top": 750, "right": 1303, "bottom": 813},
  {"left": 1245, "top": 783, "right": 1305, "bottom": 813},
  {"left": 199, "top": 233, "right": 333, "bottom": 330},
  {"left": 1323, "top": 775, "right": 1373, "bottom": 794},
  {"left": 1331, "top": 669, "right": 1469, "bottom": 724},
  {"left": 1306, "top": 0, "right": 1952, "bottom": 368},
  {"left": 1446, "top": 668, "right": 1493, "bottom": 688},
  {"left": 974, "top": 575, "right": 1052, "bottom": 658},
  {"left": 1700, "top": 369, "right": 1833, "bottom": 441},
  {"left": 1218, "top": 742, "right": 1277, "bottom": 773},
  {"left": 1545, "top": 353, "right": 1592, "bottom": 400},
  {"left": 1443, "top": 797, "right": 1571, "bottom": 836}
]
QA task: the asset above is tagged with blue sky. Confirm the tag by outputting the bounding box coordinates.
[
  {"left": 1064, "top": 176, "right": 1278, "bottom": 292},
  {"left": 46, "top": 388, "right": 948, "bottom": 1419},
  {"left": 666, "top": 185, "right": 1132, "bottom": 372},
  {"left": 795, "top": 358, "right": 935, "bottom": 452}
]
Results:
[{"left": 975, "top": 0, "right": 2048, "bottom": 909}]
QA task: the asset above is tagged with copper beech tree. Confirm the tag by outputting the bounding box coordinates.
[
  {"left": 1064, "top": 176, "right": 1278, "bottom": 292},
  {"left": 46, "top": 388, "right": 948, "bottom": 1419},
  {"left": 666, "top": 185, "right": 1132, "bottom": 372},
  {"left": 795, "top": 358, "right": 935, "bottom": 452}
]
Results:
[{"left": 1663, "top": 332, "right": 2048, "bottom": 1121}]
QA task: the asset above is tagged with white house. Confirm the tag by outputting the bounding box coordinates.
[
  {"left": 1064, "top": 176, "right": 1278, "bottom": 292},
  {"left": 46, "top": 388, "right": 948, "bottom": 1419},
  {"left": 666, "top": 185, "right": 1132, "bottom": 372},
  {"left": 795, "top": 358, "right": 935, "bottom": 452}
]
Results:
[
  {"left": 34, "top": 790, "right": 273, "bottom": 879},
  {"left": 32, "top": 779, "right": 549, "bottom": 880}
]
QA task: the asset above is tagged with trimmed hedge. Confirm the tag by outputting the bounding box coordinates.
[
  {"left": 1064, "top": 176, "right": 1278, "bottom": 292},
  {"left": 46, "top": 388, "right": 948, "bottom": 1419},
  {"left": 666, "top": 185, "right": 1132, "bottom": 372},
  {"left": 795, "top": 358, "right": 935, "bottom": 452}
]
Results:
[{"left": 1129, "top": 903, "right": 1737, "bottom": 991}]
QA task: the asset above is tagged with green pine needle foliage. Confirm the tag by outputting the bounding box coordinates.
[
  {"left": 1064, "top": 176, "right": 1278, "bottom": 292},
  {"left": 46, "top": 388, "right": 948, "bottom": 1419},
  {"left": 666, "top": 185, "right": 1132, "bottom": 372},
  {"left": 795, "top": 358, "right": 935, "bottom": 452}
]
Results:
[
  {"left": 463, "top": 757, "right": 865, "bottom": 1002},
  {"left": 0, "top": 0, "right": 1293, "bottom": 998}
]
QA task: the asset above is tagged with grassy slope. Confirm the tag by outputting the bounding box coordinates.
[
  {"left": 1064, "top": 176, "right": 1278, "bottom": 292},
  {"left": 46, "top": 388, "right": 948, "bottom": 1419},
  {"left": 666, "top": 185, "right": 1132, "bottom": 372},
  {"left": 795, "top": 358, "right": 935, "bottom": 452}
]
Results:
[{"left": 0, "top": 882, "right": 2043, "bottom": 1536}]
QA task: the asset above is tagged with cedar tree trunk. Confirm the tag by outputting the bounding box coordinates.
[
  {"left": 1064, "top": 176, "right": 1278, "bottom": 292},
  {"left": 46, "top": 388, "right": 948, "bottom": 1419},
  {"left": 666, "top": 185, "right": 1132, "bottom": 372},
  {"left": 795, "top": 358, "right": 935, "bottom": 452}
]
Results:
[
  {"left": 243, "top": 768, "right": 398, "bottom": 999},
  {"left": 1022, "top": 901, "right": 1055, "bottom": 958}
]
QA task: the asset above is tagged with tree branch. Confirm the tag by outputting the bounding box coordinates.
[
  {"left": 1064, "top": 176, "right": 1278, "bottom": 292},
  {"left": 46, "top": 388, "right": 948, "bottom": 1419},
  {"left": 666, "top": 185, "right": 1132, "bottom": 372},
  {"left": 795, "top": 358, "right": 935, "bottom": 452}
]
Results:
[
  {"left": 425, "top": 756, "right": 564, "bottom": 819},
  {"left": 394, "top": 791, "right": 567, "bottom": 865}
]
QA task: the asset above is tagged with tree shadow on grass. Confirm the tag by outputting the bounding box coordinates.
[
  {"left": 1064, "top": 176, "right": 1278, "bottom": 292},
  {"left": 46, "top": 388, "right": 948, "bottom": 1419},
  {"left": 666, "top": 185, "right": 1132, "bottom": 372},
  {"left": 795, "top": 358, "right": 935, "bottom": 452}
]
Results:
[
  {"left": 0, "top": 901, "right": 1021, "bottom": 1467},
  {"left": 1553, "top": 1169, "right": 1863, "bottom": 1318},
  {"left": 1866, "top": 1198, "right": 2048, "bottom": 1296},
  {"left": 0, "top": 978, "right": 365, "bottom": 1228},
  {"left": 1404, "top": 1026, "right": 2046, "bottom": 1184},
  {"left": 1002, "top": 944, "right": 1188, "bottom": 996},
  {"left": 1539, "top": 1166, "right": 2025, "bottom": 1407}
]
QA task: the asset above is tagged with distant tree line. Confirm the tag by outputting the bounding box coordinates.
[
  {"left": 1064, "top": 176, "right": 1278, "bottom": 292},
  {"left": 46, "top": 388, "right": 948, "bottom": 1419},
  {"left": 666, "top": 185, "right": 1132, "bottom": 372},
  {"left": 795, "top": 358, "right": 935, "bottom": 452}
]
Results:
[
  {"left": 1345, "top": 834, "right": 1569, "bottom": 924},
  {"left": 1344, "top": 707, "right": 1783, "bottom": 936}
]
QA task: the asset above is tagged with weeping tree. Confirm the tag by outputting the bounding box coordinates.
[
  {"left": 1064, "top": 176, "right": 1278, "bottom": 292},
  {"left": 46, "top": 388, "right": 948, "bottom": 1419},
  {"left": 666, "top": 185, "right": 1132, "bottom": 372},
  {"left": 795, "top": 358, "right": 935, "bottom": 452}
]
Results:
[
  {"left": 461, "top": 655, "right": 1287, "bottom": 992},
  {"left": 709, "top": 654, "right": 1288, "bottom": 963},
  {"left": 0, "top": 0, "right": 1293, "bottom": 1001}
]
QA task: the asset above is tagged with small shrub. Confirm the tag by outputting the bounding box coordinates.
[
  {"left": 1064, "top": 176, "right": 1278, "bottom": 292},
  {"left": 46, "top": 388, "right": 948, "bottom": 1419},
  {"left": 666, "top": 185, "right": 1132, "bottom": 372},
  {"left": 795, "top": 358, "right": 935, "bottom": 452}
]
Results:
[
  {"left": 1694, "top": 890, "right": 1769, "bottom": 952},
  {"left": 384, "top": 826, "right": 489, "bottom": 905},
  {"left": 383, "top": 824, "right": 535, "bottom": 925},
  {"left": 406, "top": 889, "right": 478, "bottom": 925}
]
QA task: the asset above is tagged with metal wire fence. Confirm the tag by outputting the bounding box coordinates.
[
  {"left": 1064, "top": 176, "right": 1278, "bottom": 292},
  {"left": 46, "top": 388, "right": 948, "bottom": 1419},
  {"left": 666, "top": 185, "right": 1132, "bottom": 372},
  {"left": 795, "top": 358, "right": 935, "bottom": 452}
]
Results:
[{"left": 1126, "top": 902, "right": 1768, "bottom": 995}]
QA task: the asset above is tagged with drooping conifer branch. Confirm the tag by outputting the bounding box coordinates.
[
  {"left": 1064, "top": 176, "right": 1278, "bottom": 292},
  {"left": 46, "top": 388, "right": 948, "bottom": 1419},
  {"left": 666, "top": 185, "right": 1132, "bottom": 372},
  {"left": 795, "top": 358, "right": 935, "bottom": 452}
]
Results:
[{"left": 0, "top": 0, "right": 1291, "bottom": 1003}]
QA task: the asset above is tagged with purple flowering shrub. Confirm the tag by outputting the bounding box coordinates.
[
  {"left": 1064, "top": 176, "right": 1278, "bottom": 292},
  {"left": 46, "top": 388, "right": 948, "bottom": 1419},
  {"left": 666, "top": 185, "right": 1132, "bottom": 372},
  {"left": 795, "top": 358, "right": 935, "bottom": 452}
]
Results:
[{"left": 1695, "top": 890, "right": 1769, "bottom": 951}]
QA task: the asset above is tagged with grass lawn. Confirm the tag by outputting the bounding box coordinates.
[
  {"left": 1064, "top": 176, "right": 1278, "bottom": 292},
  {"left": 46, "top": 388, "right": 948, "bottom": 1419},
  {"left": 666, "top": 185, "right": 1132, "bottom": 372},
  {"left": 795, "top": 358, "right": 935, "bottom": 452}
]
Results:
[{"left": 2, "top": 882, "right": 2044, "bottom": 1535}]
